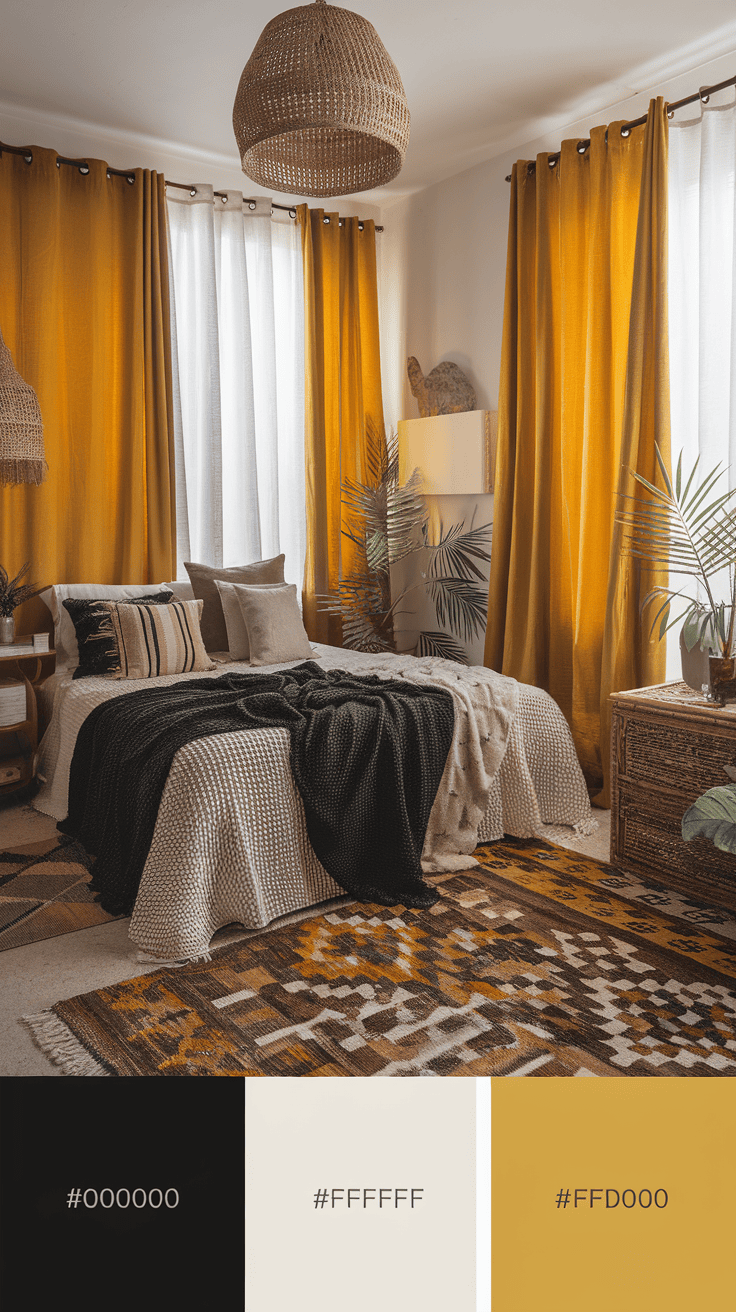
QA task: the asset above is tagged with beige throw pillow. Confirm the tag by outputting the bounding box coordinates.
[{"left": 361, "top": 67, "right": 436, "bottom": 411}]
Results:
[
  {"left": 184, "top": 555, "right": 286, "bottom": 652},
  {"left": 234, "top": 584, "right": 313, "bottom": 666},
  {"left": 102, "top": 598, "right": 216, "bottom": 679},
  {"left": 215, "top": 579, "right": 290, "bottom": 661}
]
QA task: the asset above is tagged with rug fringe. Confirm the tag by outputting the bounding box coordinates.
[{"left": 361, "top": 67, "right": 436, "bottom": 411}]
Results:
[
  {"left": 21, "top": 1011, "right": 109, "bottom": 1076},
  {"left": 135, "top": 950, "right": 212, "bottom": 966}
]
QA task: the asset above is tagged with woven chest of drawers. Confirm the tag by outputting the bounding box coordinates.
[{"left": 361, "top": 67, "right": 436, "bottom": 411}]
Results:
[{"left": 610, "top": 681, "right": 736, "bottom": 909}]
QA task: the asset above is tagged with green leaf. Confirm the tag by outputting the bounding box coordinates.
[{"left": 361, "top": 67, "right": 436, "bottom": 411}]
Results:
[{"left": 682, "top": 785, "right": 736, "bottom": 853}]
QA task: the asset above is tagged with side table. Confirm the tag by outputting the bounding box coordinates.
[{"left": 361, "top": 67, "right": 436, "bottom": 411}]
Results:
[
  {"left": 610, "top": 681, "right": 736, "bottom": 910},
  {"left": 0, "top": 642, "right": 56, "bottom": 797}
]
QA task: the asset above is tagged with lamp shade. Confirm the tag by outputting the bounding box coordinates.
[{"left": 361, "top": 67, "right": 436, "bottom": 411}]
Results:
[
  {"left": 0, "top": 328, "right": 46, "bottom": 486},
  {"left": 232, "top": 0, "right": 410, "bottom": 197}
]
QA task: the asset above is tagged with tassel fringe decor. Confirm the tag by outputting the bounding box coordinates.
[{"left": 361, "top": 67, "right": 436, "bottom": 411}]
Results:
[
  {"left": 0, "top": 327, "right": 47, "bottom": 485},
  {"left": 0, "top": 456, "right": 48, "bottom": 486},
  {"left": 21, "top": 1011, "right": 109, "bottom": 1076}
]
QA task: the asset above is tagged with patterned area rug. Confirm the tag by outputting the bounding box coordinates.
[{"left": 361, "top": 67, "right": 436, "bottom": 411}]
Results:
[
  {"left": 23, "top": 838, "right": 736, "bottom": 1077},
  {"left": 0, "top": 835, "right": 120, "bottom": 951}
]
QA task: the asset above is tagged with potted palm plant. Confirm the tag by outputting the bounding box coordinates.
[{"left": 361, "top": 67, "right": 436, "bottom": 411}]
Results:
[
  {"left": 617, "top": 445, "right": 736, "bottom": 700},
  {"left": 320, "top": 429, "right": 491, "bottom": 661},
  {"left": 0, "top": 563, "right": 42, "bottom": 644}
]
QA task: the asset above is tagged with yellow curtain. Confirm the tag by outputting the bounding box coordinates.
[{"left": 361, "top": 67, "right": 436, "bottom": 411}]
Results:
[
  {"left": 298, "top": 205, "right": 385, "bottom": 645},
  {"left": 484, "top": 99, "right": 670, "bottom": 801},
  {"left": 0, "top": 145, "right": 176, "bottom": 636}
]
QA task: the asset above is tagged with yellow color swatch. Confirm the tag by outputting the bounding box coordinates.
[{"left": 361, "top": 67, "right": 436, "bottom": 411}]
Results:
[{"left": 492, "top": 1078, "right": 735, "bottom": 1310}]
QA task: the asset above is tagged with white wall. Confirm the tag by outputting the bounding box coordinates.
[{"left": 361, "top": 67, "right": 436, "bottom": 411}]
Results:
[{"left": 378, "top": 47, "right": 736, "bottom": 435}]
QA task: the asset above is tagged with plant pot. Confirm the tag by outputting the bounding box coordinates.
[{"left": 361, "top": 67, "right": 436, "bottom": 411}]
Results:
[
  {"left": 679, "top": 629, "right": 710, "bottom": 691},
  {"left": 0, "top": 616, "right": 15, "bottom": 645},
  {"left": 708, "top": 654, "right": 736, "bottom": 706}
]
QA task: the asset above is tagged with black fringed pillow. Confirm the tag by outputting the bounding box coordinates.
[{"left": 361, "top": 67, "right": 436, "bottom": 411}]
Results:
[{"left": 63, "top": 592, "right": 174, "bottom": 679}]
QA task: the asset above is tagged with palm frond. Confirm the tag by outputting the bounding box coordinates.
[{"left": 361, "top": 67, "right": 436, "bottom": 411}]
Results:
[
  {"left": 427, "top": 577, "right": 488, "bottom": 641},
  {"left": 618, "top": 444, "right": 736, "bottom": 644},
  {"left": 416, "top": 630, "right": 468, "bottom": 663},
  {"left": 428, "top": 521, "right": 492, "bottom": 582}
]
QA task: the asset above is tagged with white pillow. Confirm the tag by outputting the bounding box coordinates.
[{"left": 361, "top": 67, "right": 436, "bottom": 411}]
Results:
[
  {"left": 38, "top": 583, "right": 173, "bottom": 667},
  {"left": 215, "top": 579, "right": 290, "bottom": 660}
]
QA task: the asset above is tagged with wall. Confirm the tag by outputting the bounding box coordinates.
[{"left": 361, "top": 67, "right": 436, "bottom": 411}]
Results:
[{"left": 378, "top": 46, "right": 736, "bottom": 434}]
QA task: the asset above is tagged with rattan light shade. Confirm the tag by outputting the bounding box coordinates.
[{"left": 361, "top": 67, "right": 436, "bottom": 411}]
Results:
[
  {"left": 0, "top": 328, "right": 46, "bottom": 487},
  {"left": 232, "top": 0, "right": 410, "bottom": 197}
]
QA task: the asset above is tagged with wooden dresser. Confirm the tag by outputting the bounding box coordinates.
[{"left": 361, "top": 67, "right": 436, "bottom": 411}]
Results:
[{"left": 610, "top": 681, "right": 736, "bottom": 910}]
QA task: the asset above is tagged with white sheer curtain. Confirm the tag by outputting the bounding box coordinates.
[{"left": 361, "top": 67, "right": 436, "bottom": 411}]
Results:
[
  {"left": 666, "top": 85, "right": 736, "bottom": 674},
  {"left": 166, "top": 188, "right": 306, "bottom": 589}
]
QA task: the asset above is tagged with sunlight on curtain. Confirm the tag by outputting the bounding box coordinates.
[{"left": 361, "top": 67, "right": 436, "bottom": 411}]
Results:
[
  {"left": 485, "top": 102, "right": 670, "bottom": 802},
  {"left": 166, "top": 191, "right": 306, "bottom": 588},
  {"left": 666, "top": 85, "right": 736, "bottom": 676},
  {"left": 0, "top": 145, "right": 176, "bottom": 635}
]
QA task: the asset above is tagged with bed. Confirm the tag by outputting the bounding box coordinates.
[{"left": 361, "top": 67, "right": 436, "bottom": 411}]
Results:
[{"left": 33, "top": 642, "right": 595, "bottom": 963}]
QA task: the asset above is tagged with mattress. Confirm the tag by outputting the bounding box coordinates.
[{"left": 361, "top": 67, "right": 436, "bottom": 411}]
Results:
[{"left": 34, "top": 645, "right": 594, "bottom": 961}]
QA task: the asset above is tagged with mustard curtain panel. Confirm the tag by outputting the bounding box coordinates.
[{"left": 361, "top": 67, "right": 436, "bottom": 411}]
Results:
[
  {"left": 484, "top": 100, "right": 670, "bottom": 801},
  {"left": 0, "top": 145, "right": 176, "bottom": 635},
  {"left": 298, "top": 205, "right": 385, "bottom": 645}
]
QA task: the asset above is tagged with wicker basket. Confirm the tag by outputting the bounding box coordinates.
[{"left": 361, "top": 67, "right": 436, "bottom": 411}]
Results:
[
  {"left": 0, "top": 328, "right": 46, "bottom": 486},
  {"left": 232, "top": 0, "right": 410, "bottom": 197},
  {"left": 611, "top": 681, "right": 736, "bottom": 908}
]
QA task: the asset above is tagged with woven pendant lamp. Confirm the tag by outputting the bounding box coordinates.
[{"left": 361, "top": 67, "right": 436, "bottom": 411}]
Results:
[
  {"left": 232, "top": 0, "right": 410, "bottom": 197},
  {"left": 0, "top": 328, "right": 46, "bottom": 486}
]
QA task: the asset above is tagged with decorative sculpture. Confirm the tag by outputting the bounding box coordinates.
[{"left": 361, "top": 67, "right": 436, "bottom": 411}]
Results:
[{"left": 407, "top": 357, "right": 476, "bottom": 418}]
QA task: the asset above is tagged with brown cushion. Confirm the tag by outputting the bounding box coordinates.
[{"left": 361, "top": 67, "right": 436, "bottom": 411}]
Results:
[{"left": 184, "top": 555, "right": 285, "bottom": 652}]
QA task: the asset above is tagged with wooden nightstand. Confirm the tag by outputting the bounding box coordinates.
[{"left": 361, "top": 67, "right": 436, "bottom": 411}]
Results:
[
  {"left": 610, "top": 681, "right": 736, "bottom": 909},
  {"left": 0, "top": 641, "right": 56, "bottom": 796}
]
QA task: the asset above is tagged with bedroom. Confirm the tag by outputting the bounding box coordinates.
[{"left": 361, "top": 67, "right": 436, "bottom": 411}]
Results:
[{"left": 1, "top": 1, "right": 735, "bottom": 1078}]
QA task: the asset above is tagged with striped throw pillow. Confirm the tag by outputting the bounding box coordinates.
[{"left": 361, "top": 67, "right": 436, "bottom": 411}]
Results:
[{"left": 102, "top": 598, "right": 216, "bottom": 679}]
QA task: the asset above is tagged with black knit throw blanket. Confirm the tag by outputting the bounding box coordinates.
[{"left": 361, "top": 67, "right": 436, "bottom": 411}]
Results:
[{"left": 58, "top": 662, "right": 455, "bottom": 917}]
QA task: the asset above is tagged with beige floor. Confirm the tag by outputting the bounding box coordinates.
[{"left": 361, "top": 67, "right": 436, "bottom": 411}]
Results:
[{"left": 0, "top": 799, "right": 611, "bottom": 1077}]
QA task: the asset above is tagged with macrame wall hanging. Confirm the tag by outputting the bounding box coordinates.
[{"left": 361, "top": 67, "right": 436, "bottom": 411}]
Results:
[
  {"left": 0, "top": 328, "right": 46, "bottom": 486},
  {"left": 232, "top": 0, "right": 410, "bottom": 197}
]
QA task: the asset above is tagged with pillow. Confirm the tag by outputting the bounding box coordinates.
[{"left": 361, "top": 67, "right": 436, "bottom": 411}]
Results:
[
  {"left": 184, "top": 555, "right": 285, "bottom": 652},
  {"left": 64, "top": 592, "right": 174, "bottom": 679},
  {"left": 234, "top": 583, "right": 313, "bottom": 666},
  {"left": 163, "top": 580, "right": 195, "bottom": 602},
  {"left": 215, "top": 580, "right": 290, "bottom": 661},
  {"left": 38, "top": 583, "right": 173, "bottom": 667},
  {"left": 101, "top": 598, "right": 216, "bottom": 679}
]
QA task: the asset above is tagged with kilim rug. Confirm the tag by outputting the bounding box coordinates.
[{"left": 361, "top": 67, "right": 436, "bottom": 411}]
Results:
[
  {"left": 23, "top": 838, "right": 736, "bottom": 1077},
  {"left": 0, "top": 835, "right": 120, "bottom": 951}
]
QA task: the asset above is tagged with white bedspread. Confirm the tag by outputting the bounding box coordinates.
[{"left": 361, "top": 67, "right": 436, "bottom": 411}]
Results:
[{"left": 35, "top": 645, "right": 594, "bottom": 960}]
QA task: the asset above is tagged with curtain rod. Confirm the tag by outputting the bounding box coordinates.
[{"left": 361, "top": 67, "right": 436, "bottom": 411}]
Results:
[
  {"left": 504, "top": 70, "right": 736, "bottom": 180},
  {"left": 164, "top": 179, "right": 383, "bottom": 231},
  {"left": 0, "top": 143, "right": 383, "bottom": 231}
]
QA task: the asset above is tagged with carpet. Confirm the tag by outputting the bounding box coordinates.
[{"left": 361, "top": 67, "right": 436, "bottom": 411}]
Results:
[
  {"left": 0, "top": 835, "right": 120, "bottom": 951},
  {"left": 23, "top": 838, "right": 736, "bottom": 1077}
]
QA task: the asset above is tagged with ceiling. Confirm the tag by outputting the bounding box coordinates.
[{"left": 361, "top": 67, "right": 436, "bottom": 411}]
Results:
[{"left": 2, "top": 1, "right": 736, "bottom": 202}]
